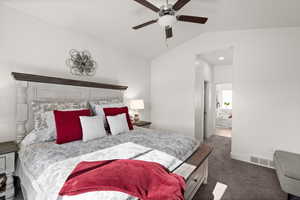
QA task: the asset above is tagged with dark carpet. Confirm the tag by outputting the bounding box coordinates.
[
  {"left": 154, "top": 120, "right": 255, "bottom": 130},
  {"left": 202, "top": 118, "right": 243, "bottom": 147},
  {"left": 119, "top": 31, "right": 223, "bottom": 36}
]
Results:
[{"left": 194, "top": 135, "right": 287, "bottom": 200}]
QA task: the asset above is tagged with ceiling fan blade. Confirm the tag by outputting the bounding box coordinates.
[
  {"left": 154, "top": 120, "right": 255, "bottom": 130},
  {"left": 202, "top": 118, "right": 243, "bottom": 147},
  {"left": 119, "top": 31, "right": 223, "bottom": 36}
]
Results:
[
  {"left": 173, "top": 0, "right": 191, "bottom": 11},
  {"left": 177, "top": 15, "right": 208, "bottom": 24},
  {"left": 133, "top": 0, "right": 160, "bottom": 12},
  {"left": 165, "top": 27, "right": 173, "bottom": 39},
  {"left": 132, "top": 19, "right": 158, "bottom": 30}
]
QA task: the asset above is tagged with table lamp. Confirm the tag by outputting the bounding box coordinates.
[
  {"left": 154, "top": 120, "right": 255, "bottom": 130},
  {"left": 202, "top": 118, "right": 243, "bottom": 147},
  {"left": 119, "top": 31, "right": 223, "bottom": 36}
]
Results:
[{"left": 130, "top": 99, "right": 144, "bottom": 122}]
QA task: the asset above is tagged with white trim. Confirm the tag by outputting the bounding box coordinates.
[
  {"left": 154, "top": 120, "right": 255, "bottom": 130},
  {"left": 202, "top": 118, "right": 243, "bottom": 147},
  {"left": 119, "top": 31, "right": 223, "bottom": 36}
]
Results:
[
  {"left": 230, "top": 152, "right": 274, "bottom": 169},
  {"left": 230, "top": 152, "right": 250, "bottom": 162}
]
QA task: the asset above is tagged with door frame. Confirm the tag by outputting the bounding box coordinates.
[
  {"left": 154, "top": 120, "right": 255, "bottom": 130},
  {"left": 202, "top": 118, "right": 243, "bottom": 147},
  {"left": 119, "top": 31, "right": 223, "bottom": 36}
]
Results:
[{"left": 203, "top": 80, "right": 209, "bottom": 139}]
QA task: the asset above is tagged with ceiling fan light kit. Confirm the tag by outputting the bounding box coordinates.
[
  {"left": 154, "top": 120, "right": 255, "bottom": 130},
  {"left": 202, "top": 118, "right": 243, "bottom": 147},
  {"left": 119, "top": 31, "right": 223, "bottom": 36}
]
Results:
[
  {"left": 132, "top": 0, "right": 208, "bottom": 40},
  {"left": 158, "top": 15, "right": 177, "bottom": 27}
]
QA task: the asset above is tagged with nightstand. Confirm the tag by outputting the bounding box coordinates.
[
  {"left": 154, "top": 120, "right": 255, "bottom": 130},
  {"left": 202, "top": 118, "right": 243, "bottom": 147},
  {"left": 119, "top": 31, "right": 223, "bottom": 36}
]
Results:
[
  {"left": 0, "top": 142, "right": 18, "bottom": 200},
  {"left": 132, "top": 121, "right": 152, "bottom": 128}
]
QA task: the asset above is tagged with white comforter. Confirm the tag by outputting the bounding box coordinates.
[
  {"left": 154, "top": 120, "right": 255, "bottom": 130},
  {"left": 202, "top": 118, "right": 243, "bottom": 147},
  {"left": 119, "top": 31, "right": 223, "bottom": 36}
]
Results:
[{"left": 32, "top": 142, "right": 183, "bottom": 200}]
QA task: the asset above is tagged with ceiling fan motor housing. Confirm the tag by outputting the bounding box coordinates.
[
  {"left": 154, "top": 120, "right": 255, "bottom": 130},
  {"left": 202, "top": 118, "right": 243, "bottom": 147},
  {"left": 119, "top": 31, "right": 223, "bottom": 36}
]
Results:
[
  {"left": 158, "top": 6, "right": 176, "bottom": 27},
  {"left": 159, "top": 5, "right": 175, "bottom": 16}
]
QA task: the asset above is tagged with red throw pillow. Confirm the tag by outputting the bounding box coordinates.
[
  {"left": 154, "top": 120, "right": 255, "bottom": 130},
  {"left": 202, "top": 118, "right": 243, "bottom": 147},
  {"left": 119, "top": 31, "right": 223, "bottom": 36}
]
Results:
[
  {"left": 54, "top": 109, "right": 91, "bottom": 144},
  {"left": 103, "top": 107, "right": 133, "bottom": 130}
]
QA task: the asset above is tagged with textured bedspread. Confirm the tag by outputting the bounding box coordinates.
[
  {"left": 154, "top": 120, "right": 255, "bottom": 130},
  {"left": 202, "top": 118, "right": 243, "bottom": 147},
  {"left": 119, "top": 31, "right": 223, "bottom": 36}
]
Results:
[
  {"left": 18, "top": 127, "right": 199, "bottom": 200},
  {"left": 19, "top": 127, "right": 198, "bottom": 180}
]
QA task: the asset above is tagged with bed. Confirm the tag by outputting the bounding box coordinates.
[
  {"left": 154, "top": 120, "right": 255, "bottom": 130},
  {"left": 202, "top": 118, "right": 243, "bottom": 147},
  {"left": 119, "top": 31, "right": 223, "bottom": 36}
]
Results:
[
  {"left": 216, "top": 108, "right": 232, "bottom": 129},
  {"left": 17, "top": 128, "right": 199, "bottom": 200},
  {"left": 12, "top": 72, "right": 211, "bottom": 200}
]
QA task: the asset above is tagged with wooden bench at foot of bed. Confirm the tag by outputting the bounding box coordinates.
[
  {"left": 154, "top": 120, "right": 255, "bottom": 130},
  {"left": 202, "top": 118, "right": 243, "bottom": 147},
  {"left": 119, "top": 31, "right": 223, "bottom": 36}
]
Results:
[{"left": 174, "top": 144, "right": 213, "bottom": 200}]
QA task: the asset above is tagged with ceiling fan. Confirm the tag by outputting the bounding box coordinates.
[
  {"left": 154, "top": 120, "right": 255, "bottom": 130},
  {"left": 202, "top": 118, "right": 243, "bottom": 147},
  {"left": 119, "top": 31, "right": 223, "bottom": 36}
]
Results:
[{"left": 132, "top": 0, "right": 208, "bottom": 39}]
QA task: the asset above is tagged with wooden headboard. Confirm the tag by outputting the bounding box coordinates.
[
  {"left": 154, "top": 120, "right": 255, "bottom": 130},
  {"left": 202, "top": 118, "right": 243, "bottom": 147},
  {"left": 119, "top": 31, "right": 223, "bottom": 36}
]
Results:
[{"left": 12, "top": 72, "right": 128, "bottom": 143}]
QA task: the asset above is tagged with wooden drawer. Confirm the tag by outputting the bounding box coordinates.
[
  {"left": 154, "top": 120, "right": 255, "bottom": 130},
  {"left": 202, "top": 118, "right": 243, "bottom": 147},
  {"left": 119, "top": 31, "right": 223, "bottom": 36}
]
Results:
[
  {"left": 185, "top": 160, "right": 208, "bottom": 200},
  {"left": 0, "top": 153, "right": 15, "bottom": 174},
  {"left": 0, "top": 157, "right": 5, "bottom": 172}
]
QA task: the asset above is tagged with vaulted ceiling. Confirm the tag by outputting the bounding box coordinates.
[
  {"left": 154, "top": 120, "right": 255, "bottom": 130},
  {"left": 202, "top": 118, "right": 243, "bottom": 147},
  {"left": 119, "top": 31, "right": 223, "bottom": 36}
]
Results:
[
  {"left": 199, "top": 47, "right": 234, "bottom": 66},
  {"left": 2, "top": 0, "right": 300, "bottom": 59}
]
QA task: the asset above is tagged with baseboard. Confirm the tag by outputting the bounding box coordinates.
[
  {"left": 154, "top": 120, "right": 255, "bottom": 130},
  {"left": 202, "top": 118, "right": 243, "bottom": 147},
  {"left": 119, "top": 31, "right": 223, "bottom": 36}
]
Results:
[
  {"left": 230, "top": 152, "right": 249, "bottom": 162},
  {"left": 230, "top": 152, "right": 274, "bottom": 169}
]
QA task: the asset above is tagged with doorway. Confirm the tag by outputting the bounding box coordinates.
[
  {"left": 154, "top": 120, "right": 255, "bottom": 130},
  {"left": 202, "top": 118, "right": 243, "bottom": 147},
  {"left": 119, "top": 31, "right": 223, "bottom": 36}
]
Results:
[
  {"left": 203, "top": 81, "right": 210, "bottom": 139},
  {"left": 215, "top": 83, "right": 232, "bottom": 137},
  {"left": 195, "top": 46, "right": 234, "bottom": 142}
]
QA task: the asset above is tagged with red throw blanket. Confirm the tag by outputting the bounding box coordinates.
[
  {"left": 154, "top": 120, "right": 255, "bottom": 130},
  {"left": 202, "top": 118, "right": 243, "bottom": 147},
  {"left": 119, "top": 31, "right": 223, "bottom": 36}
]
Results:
[{"left": 59, "top": 159, "right": 186, "bottom": 200}]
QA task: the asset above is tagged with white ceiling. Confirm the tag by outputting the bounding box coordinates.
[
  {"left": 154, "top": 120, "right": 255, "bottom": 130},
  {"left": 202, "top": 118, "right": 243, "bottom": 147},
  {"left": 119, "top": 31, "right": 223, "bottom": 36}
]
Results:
[
  {"left": 199, "top": 47, "right": 233, "bottom": 66},
  {"left": 2, "top": 0, "right": 300, "bottom": 60}
]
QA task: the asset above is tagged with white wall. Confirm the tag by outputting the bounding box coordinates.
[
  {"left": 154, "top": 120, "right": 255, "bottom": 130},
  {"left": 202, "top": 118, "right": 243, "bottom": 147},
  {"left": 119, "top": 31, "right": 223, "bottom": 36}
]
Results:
[
  {"left": 150, "top": 27, "right": 300, "bottom": 162},
  {"left": 214, "top": 65, "right": 233, "bottom": 84},
  {"left": 0, "top": 5, "right": 150, "bottom": 142}
]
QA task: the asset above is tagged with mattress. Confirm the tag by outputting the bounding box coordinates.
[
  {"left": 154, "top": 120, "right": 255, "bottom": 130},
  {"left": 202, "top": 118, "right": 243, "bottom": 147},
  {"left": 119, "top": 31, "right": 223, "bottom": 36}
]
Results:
[
  {"left": 216, "top": 118, "right": 232, "bottom": 129},
  {"left": 216, "top": 109, "right": 232, "bottom": 129},
  {"left": 16, "top": 127, "right": 199, "bottom": 200}
]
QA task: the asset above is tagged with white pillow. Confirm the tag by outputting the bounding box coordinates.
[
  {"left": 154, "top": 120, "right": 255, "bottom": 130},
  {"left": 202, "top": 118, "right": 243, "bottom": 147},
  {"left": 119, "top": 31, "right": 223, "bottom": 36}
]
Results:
[
  {"left": 106, "top": 113, "right": 129, "bottom": 136},
  {"left": 94, "top": 103, "right": 124, "bottom": 127},
  {"left": 79, "top": 116, "right": 107, "bottom": 142},
  {"left": 89, "top": 100, "right": 118, "bottom": 112}
]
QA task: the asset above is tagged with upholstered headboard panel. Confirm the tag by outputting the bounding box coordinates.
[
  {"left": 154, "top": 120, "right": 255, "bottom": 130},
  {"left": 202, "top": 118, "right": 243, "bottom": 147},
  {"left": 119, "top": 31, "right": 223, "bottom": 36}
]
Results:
[{"left": 12, "top": 72, "right": 127, "bottom": 143}]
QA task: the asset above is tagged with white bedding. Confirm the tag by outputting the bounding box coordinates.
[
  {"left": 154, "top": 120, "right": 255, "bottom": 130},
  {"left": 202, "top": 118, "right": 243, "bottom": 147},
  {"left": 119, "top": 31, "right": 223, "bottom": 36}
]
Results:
[
  {"left": 19, "top": 142, "right": 183, "bottom": 200},
  {"left": 17, "top": 128, "right": 199, "bottom": 200}
]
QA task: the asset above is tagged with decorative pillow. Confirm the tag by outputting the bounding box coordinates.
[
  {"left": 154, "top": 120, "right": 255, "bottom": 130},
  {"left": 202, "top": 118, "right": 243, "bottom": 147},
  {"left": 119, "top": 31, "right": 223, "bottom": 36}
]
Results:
[
  {"left": 89, "top": 98, "right": 122, "bottom": 114},
  {"left": 103, "top": 107, "right": 133, "bottom": 130},
  {"left": 45, "top": 108, "right": 90, "bottom": 141},
  {"left": 20, "top": 129, "right": 55, "bottom": 147},
  {"left": 79, "top": 116, "right": 107, "bottom": 142},
  {"left": 54, "top": 109, "right": 91, "bottom": 144},
  {"left": 106, "top": 113, "right": 129, "bottom": 135},
  {"left": 32, "top": 101, "right": 88, "bottom": 131},
  {"left": 94, "top": 103, "right": 124, "bottom": 129}
]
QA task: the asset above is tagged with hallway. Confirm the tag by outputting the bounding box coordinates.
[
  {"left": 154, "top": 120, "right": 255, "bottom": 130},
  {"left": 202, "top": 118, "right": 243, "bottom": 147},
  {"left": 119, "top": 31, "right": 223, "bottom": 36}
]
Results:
[{"left": 215, "top": 128, "right": 231, "bottom": 138}]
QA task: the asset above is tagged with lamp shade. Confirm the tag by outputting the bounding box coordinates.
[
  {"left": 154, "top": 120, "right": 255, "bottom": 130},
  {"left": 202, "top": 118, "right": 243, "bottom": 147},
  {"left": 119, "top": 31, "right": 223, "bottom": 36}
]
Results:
[{"left": 130, "top": 99, "right": 144, "bottom": 110}]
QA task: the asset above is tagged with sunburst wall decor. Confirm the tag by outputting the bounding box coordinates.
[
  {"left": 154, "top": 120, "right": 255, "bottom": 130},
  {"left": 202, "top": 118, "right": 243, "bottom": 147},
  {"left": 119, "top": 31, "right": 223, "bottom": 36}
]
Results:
[{"left": 66, "top": 49, "right": 97, "bottom": 76}]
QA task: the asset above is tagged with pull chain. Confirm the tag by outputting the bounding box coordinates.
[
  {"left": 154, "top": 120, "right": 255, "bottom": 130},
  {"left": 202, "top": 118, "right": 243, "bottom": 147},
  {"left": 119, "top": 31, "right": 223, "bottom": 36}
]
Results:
[{"left": 165, "top": 31, "right": 169, "bottom": 48}]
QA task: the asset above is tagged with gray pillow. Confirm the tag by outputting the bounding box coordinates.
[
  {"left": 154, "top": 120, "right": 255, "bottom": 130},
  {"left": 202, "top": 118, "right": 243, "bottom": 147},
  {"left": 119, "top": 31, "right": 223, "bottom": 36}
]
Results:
[
  {"left": 89, "top": 98, "right": 122, "bottom": 115},
  {"left": 32, "top": 100, "right": 88, "bottom": 131}
]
